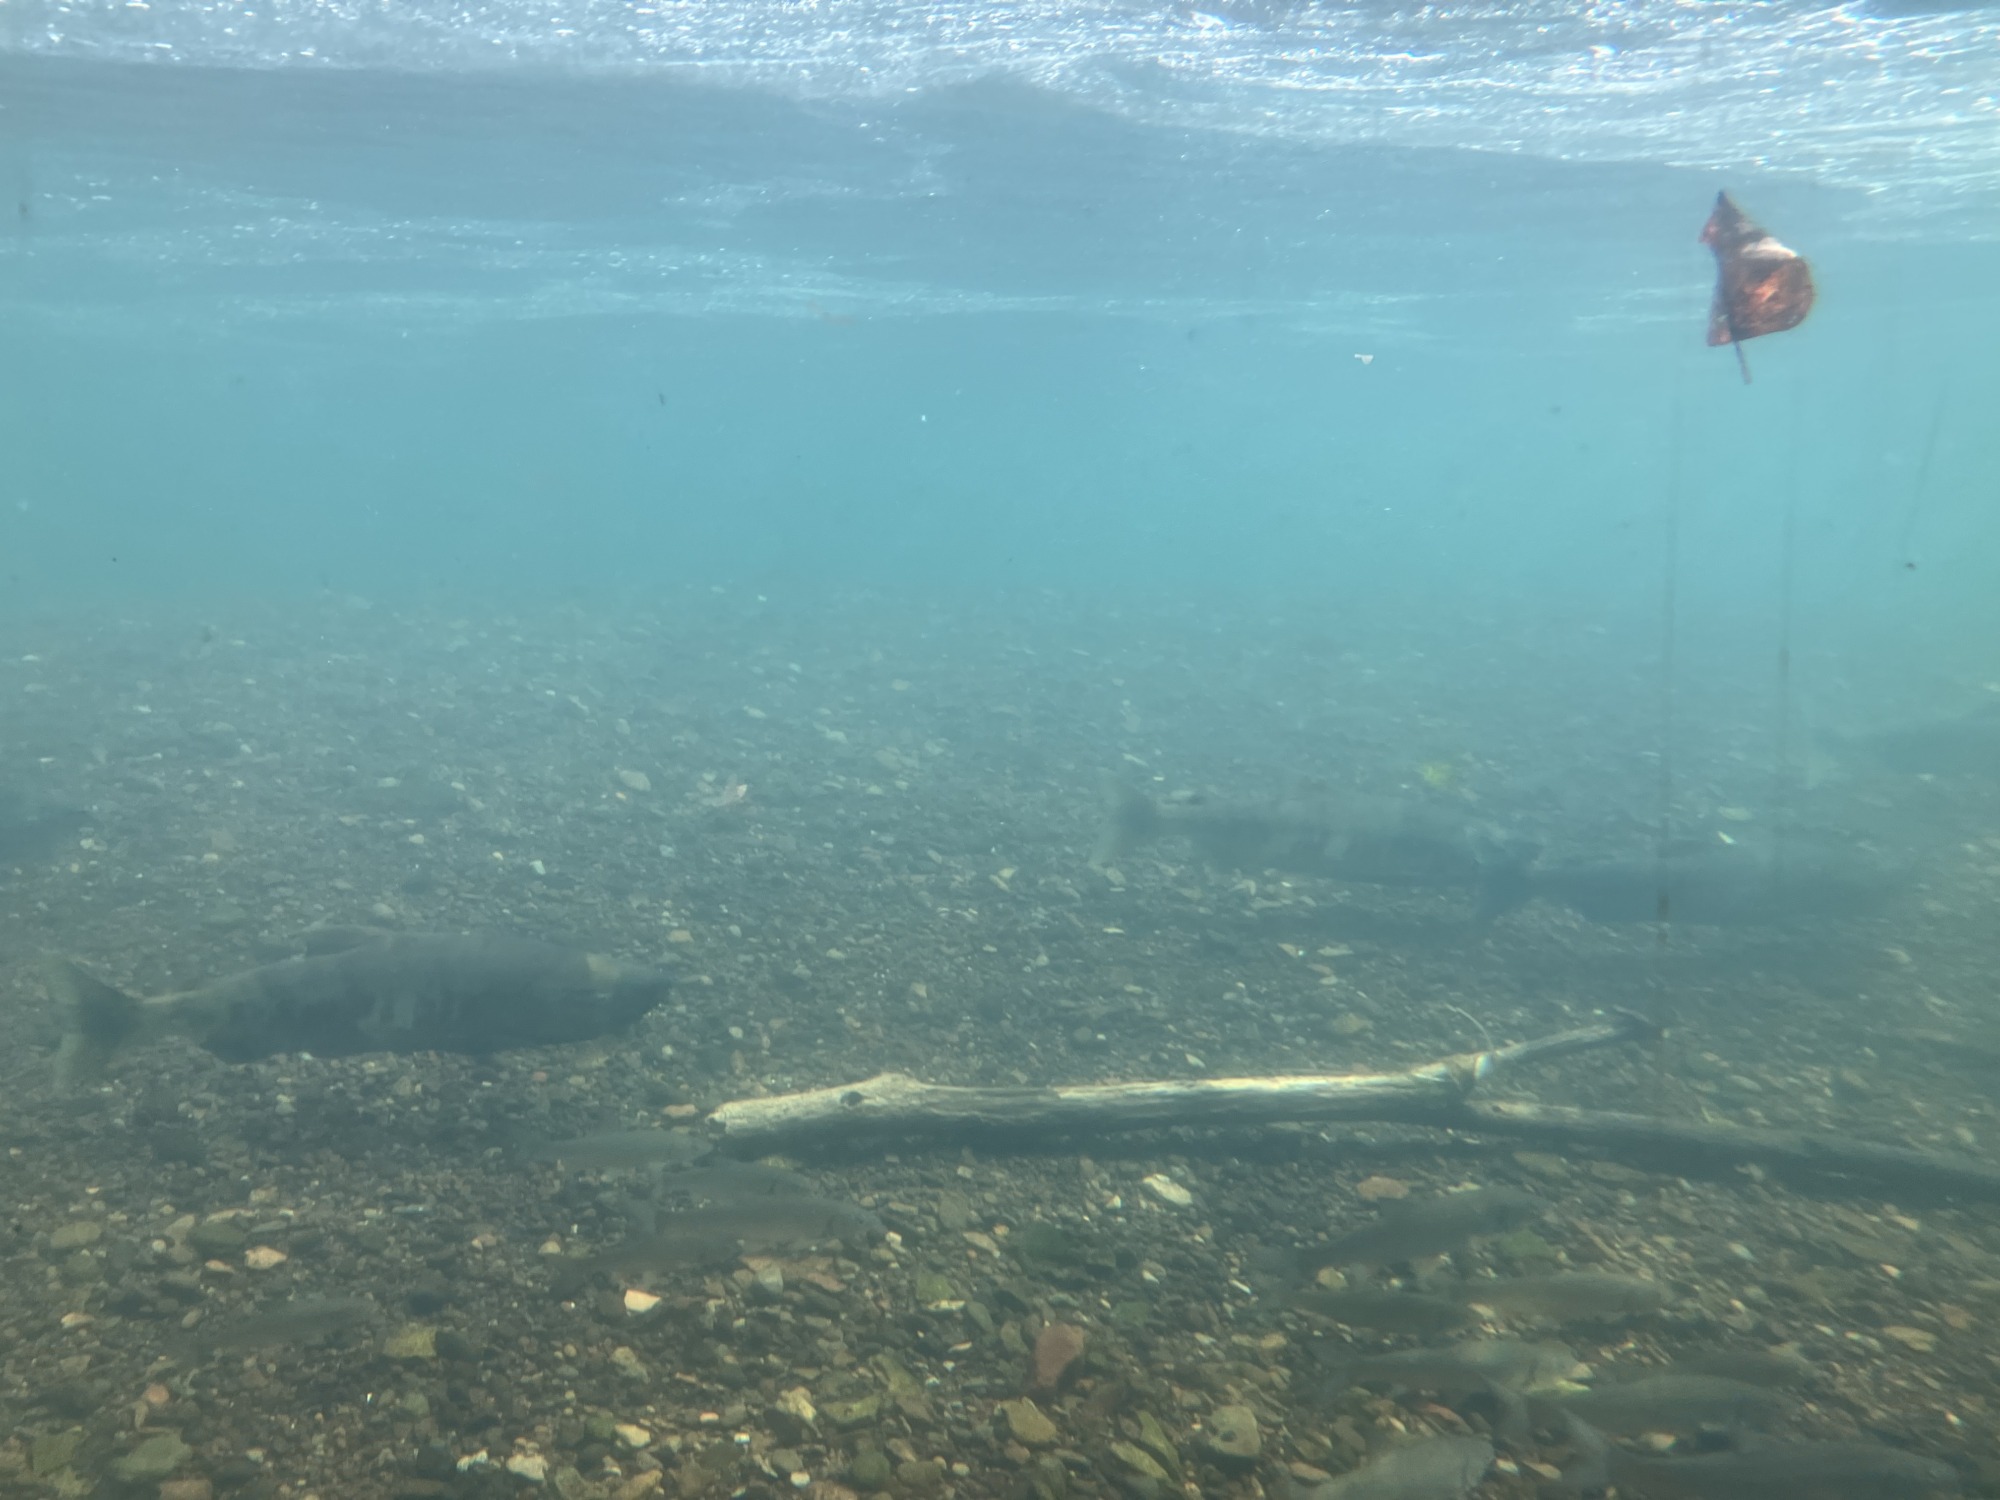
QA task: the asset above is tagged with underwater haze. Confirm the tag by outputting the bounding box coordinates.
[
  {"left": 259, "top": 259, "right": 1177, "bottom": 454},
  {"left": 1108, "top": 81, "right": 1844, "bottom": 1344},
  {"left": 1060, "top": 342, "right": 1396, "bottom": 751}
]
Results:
[
  {"left": 4, "top": 1, "right": 2000, "bottom": 1497},
  {"left": 1, "top": 0, "right": 1996, "bottom": 626}
]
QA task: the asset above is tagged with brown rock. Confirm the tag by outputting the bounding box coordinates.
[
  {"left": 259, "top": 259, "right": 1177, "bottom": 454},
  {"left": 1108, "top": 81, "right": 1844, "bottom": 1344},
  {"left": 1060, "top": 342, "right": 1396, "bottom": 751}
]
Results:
[
  {"left": 1031, "top": 1322, "right": 1086, "bottom": 1391},
  {"left": 159, "top": 1483, "right": 213, "bottom": 1500},
  {"left": 1355, "top": 1176, "right": 1409, "bottom": 1202}
]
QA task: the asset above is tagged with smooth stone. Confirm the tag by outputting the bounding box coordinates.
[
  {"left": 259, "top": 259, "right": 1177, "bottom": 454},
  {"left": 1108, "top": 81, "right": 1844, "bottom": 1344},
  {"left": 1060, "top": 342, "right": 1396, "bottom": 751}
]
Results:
[
  {"left": 998, "top": 1398, "right": 1060, "bottom": 1447},
  {"left": 112, "top": 1432, "right": 191, "bottom": 1482},
  {"left": 1200, "top": 1405, "right": 1260, "bottom": 1470}
]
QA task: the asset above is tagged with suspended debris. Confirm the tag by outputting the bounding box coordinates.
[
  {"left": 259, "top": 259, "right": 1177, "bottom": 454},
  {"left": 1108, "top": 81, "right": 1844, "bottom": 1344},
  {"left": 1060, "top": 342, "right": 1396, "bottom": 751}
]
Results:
[{"left": 1700, "top": 191, "right": 1815, "bottom": 384}]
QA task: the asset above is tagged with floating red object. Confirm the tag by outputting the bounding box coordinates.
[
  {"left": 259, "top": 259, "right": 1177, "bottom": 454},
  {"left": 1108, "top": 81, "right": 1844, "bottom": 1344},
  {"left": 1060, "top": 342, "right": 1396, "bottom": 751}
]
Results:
[{"left": 1700, "top": 191, "right": 1815, "bottom": 384}]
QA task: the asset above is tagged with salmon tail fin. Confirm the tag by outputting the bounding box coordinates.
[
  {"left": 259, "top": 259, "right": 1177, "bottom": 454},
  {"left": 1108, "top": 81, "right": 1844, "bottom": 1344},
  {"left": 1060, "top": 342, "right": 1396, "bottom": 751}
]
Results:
[
  {"left": 46, "top": 958, "right": 141, "bottom": 1087},
  {"left": 1545, "top": 1414, "right": 1612, "bottom": 1496},
  {"left": 1473, "top": 835, "right": 1539, "bottom": 922},
  {"left": 1094, "top": 776, "right": 1161, "bottom": 865}
]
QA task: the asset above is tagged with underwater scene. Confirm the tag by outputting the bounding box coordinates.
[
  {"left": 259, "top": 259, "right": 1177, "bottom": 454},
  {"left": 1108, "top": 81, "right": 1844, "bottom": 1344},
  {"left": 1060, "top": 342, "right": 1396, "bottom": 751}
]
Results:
[{"left": 3, "top": 0, "right": 2000, "bottom": 1497}]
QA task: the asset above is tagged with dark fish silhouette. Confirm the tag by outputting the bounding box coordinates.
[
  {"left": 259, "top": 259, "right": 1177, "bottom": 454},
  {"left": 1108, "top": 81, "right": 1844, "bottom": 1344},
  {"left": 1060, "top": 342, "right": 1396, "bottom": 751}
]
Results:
[
  {"left": 526, "top": 1128, "right": 716, "bottom": 1171},
  {"left": 1316, "top": 1337, "right": 1582, "bottom": 1444},
  {"left": 1555, "top": 1414, "right": 1958, "bottom": 1497},
  {"left": 1456, "top": 1271, "right": 1671, "bottom": 1324},
  {"left": 559, "top": 1195, "right": 885, "bottom": 1290},
  {"left": 0, "top": 786, "right": 86, "bottom": 866},
  {"left": 1288, "top": 1286, "right": 1474, "bottom": 1335},
  {"left": 198, "top": 1296, "right": 382, "bottom": 1353},
  {"left": 1097, "top": 780, "right": 1503, "bottom": 892},
  {"left": 1321, "top": 1187, "right": 1543, "bottom": 1267},
  {"left": 1478, "top": 837, "right": 1897, "bottom": 926},
  {"left": 1701, "top": 191, "right": 1815, "bottom": 384},
  {"left": 1839, "top": 701, "right": 2000, "bottom": 778},
  {"left": 48, "top": 933, "right": 670, "bottom": 1084},
  {"left": 1292, "top": 1435, "right": 1493, "bottom": 1500},
  {"left": 1553, "top": 1373, "right": 1785, "bottom": 1435}
]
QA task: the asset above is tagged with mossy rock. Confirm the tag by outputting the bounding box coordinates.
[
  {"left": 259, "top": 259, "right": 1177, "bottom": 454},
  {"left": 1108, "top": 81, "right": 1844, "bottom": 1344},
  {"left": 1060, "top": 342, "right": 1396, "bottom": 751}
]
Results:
[
  {"left": 112, "top": 1433, "right": 191, "bottom": 1483},
  {"left": 187, "top": 1219, "right": 247, "bottom": 1255},
  {"left": 849, "top": 1448, "right": 895, "bottom": 1491},
  {"left": 31, "top": 1429, "right": 82, "bottom": 1476},
  {"left": 1109, "top": 1300, "right": 1151, "bottom": 1332},
  {"left": 1494, "top": 1229, "right": 1557, "bottom": 1267},
  {"left": 1011, "top": 1223, "right": 1084, "bottom": 1269},
  {"left": 822, "top": 1396, "right": 883, "bottom": 1429}
]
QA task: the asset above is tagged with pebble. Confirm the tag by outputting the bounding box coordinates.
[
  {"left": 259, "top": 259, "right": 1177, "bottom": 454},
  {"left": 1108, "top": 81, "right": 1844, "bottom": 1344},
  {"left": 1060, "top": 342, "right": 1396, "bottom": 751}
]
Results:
[
  {"left": 1199, "top": 1406, "right": 1260, "bottom": 1470},
  {"left": 1134, "top": 1412, "right": 1182, "bottom": 1478},
  {"left": 775, "top": 1388, "right": 818, "bottom": 1430},
  {"left": 506, "top": 1454, "right": 548, "bottom": 1483},
  {"left": 1031, "top": 1322, "right": 1086, "bottom": 1390},
  {"left": 160, "top": 1481, "right": 213, "bottom": 1500},
  {"left": 384, "top": 1326, "right": 438, "bottom": 1360},
  {"left": 616, "top": 769, "right": 652, "bottom": 792},
  {"left": 1355, "top": 1175, "right": 1409, "bottom": 1202},
  {"left": 998, "top": 1398, "right": 1060, "bottom": 1447},
  {"left": 47, "top": 1221, "right": 104, "bottom": 1251},
  {"left": 1883, "top": 1324, "right": 1939, "bottom": 1353},
  {"left": 1111, "top": 1443, "right": 1170, "bottom": 1482},
  {"left": 31, "top": 1429, "right": 81, "bottom": 1475},
  {"left": 624, "top": 1289, "right": 662, "bottom": 1315},
  {"left": 610, "top": 1346, "right": 649, "bottom": 1379},
  {"left": 1141, "top": 1174, "right": 1194, "bottom": 1209},
  {"left": 187, "top": 1219, "right": 246, "bottom": 1255},
  {"left": 614, "top": 1423, "right": 652, "bottom": 1449},
  {"left": 111, "top": 1432, "right": 191, "bottom": 1482}
]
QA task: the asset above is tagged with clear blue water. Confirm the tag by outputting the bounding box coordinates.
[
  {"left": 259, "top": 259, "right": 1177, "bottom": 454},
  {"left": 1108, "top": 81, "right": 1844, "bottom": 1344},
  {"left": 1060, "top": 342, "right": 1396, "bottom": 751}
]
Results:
[
  {"left": 1, "top": 1, "right": 1995, "bottom": 638},
  {"left": 7, "top": 13, "right": 2000, "bottom": 1493}
]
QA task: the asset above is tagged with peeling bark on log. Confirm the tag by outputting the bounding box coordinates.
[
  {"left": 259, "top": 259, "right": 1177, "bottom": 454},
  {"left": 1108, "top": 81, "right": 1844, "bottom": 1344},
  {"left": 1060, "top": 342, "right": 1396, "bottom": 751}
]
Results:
[{"left": 707, "top": 1013, "right": 1653, "bottom": 1146}]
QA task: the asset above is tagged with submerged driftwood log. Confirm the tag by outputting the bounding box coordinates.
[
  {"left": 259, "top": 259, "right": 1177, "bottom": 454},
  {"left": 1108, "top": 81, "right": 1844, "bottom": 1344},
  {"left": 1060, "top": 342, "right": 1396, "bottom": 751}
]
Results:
[
  {"left": 709, "top": 1012, "right": 2000, "bottom": 1200},
  {"left": 709, "top": 1013, "right": 1650, "bottom": 1145}
]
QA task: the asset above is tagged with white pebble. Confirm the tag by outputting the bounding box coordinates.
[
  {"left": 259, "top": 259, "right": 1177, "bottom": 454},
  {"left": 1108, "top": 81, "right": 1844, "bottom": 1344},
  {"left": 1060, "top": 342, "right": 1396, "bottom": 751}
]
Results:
[{"left": 1142, "top": 1173, "right": 1194, "bottom": 1208}]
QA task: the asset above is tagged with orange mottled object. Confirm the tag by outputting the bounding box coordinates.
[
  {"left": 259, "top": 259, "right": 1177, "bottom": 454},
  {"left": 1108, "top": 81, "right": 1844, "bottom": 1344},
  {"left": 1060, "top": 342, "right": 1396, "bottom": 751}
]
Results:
[
  {"left": 1700, "top": 191, "right": 1815, "bottom": 383},
  {"left": 1032, "top": 1321, "right": 1087, "bottom": 1390}
]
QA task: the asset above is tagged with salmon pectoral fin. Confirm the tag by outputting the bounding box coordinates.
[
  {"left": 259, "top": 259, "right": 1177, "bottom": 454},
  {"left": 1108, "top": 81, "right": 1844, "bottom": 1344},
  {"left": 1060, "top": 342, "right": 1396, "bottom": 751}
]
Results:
[{"left": 45, "top": 957, "right": 143, "bottom": 1087}]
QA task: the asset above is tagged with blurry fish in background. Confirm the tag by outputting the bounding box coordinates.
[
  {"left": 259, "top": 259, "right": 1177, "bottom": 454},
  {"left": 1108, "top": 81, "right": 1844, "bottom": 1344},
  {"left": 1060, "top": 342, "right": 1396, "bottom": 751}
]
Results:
[
  {"left": 1096, "top": 778, "right": 1520, "bottom": 894},
  {"left": 1454, "top": 1271, "right": 1672, "bottom": 1325},
  {"left": 1288, "top": 1285, "right": 1476, "bottom": 1336},
  {"left": 525, "top": 1127, "right": 716, "bottom": 1172},
  {"left": 47, "top": 932, "right": 670, "bottom": 1085},
  {"left": 555, "top": 1192, "right": 885, "bottom": 1292},
  {"left": 1701, "top": 191, "right": 1816, "bottom": 384},
  {"left": 0, "top": 784, "right": 87, "bottom": 866},
  {"left": 1547, "top": 1371, "right": 1787, "bottom": 1435},
  {"left": 1319, "top": 1187, "right": 1543, "bottom": 1268},
  {"left": 1287, "top": 1434, "right": 1493, "bottom": 1500},
  {"left": 1554, "top": 1414, "right": 1960, "bottom": 1498},
  {"left": 1477, "top": 834, "right": 1901, "bottom": 926},
  {"left": 194, "top": 1296, "right": 382, "bottom": 1355},
  {"left": 1831, "top": 700, "right": 2000, "bottom": 779},
  {"left": 1311, "top": 1336, "right": 1585, "bottom": 1444}
]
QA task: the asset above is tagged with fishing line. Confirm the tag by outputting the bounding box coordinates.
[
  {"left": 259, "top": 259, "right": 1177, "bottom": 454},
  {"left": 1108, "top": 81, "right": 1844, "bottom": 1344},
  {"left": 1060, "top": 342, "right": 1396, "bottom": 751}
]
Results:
[
  {"left": 1770, "top": 382, "right": 1803, "bottom": 875},
  {"left": 1651, "top": 377, "right": 1684, "bottom": 999},
  {"left": 1894, "top": 385, "right": 1949, "bottom": 572}
]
